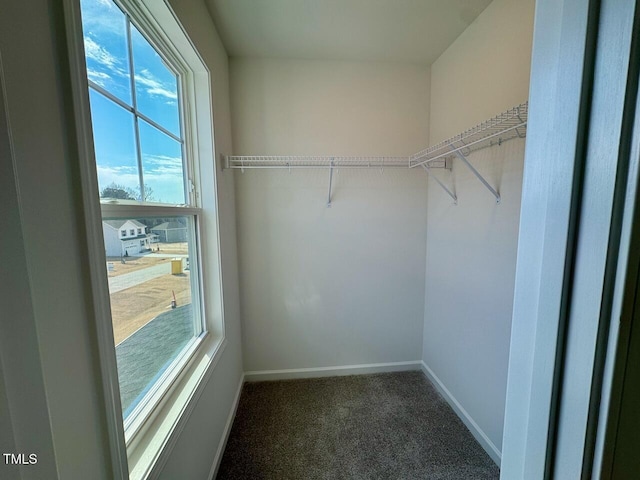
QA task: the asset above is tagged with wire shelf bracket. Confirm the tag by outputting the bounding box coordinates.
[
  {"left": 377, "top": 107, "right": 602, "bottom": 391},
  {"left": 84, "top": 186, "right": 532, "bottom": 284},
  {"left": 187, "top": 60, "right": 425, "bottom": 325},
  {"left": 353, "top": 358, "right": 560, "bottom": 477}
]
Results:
[
  {"left": 450, "top": 145, "right": 501, "bottom": 204},
  {"left": 421, "top": 164, "right": 457, "bottom": 205},
  {"left": 409, "top": 103, "right": 528, "bottom": 170},
  {"left": 409, "top": 102, "right": 527, "bottom": 204},
  {"left": 327, "top": 158, "right": 335, "bottom": 207}
]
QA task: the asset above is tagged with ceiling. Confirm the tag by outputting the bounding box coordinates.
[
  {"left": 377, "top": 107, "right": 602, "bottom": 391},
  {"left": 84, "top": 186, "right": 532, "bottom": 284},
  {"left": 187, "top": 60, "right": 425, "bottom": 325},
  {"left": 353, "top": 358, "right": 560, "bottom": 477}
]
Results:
[{"left": 206, "top": 0, "right": 493, "bottom": 64}]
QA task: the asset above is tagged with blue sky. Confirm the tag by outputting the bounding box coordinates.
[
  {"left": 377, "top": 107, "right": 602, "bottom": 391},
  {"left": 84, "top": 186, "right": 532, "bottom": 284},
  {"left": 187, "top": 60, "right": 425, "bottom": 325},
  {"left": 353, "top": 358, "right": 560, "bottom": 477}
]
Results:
[{"left": 81, "top": 0, "right": 186, "bottom": 204}]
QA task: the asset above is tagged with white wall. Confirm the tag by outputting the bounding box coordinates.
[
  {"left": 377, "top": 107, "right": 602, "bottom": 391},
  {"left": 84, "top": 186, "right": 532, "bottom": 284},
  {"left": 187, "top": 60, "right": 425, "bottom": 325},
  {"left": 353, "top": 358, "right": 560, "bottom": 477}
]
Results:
[
  {"left": 429, "top": 0, "right": 535, "bottom": 145},
  {"left": 1, "top": 48, "right": 58, "bottom": 479},
  {"left": 231, "top": 58, "right": 431, "bottom": 372},
  {"left": 0, "top": 0, "right": 243, "bottom": 478},
  {"left": 231, "top": 59, "right": 430, "bottom": 157},
  {"left": 422, "top": 0, "right": 535, "bottom": 459}
]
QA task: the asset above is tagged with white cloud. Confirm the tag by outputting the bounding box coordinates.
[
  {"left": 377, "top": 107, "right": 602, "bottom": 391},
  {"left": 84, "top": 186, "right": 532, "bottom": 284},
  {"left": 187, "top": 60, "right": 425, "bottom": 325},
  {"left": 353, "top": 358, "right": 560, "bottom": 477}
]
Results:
[
  {"left": 81, "top": 0, "right": 123, "bottom": 37},
  {"left": 98, "top": 159, "right": 183, "bottom": 183},
  {"left": 83, "top": 35, "right": 130, "bottom": 95},
  {"left": 143, "top": 155, "right": 183, "bottom": 176},
  {"left": 81, "top": 5, "right": 177, "bottom": 105},
  {"left": 96, "top": 165, "right": 139, "bottom": 189},
  {"left": 84, "top": 36, "right": 120, "bottom": 70},
  {"left": 87, "top": 68, "right": 111, "bottom": 87},
  {"left": 145, "top": 155, "right": 181, "bottom": 166},
  {"left": 109, "top": 165, "right": 137, "bottom": 173},
  {"left": 135, "top": 69, "right": 177, "bottom": 100},
  {"left": 97, "top": 161, "right": 184, "bottom": 204}
]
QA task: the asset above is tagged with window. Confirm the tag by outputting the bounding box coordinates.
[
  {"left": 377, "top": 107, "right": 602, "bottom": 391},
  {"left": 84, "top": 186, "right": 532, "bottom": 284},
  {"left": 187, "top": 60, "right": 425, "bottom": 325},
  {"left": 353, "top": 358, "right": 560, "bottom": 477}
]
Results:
[
  {"left": 81, "top": 0, "right": 201, "bottom": 419},
  {"left": 81, "top": 0, "right": 188, "bottom": 205},
  {"left": 77, "top": 0, "right": 223, "bottom": 475}
]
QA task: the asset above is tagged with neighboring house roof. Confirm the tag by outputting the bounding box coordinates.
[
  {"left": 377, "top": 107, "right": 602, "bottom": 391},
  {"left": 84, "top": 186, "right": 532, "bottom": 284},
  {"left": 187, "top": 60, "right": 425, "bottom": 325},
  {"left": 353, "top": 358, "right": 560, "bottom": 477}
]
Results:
[
  {"left": 151, "top": 222, "right": 186, "bottom": 231},
  {"left": 103, "top": 219, "right": 147, "bottom": 229}
]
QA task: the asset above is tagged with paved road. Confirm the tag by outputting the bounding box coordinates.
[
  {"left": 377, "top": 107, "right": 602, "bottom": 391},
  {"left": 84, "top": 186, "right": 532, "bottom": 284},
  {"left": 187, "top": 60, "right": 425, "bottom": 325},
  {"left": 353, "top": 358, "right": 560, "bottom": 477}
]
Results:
[
  {"left": 133, "top": 253, "right": 187, "bottom": 259},
  {"left": 108, "top": 262, "right": 173, "bottom": 294}
]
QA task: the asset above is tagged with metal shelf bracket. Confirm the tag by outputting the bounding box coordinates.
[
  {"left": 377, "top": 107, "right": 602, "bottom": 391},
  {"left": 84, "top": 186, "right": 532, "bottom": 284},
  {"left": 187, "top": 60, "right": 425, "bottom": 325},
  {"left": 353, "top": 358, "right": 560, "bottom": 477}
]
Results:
[
  {"left": 327, "top": 158, "right": 335, "bottom": 208},
  {"left": 449, "top": 144, "right": 500, "bottom": 204},
  {"left": 421, "top": 164, "right": 457, "bottom": 205}
]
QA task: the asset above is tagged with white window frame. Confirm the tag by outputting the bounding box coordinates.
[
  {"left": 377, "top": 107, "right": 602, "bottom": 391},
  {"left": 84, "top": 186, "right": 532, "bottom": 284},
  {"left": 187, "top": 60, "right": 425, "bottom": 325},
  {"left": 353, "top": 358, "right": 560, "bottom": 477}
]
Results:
[{"left": 62, "top": 1, "right": 227, "bottom": 479}]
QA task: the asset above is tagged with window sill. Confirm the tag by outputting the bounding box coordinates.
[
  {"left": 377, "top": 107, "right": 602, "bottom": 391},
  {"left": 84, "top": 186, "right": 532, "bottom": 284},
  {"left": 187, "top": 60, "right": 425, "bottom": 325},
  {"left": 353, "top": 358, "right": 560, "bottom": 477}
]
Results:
[{"left": 127, "top": 333, "right": 227, "bottom": 480}]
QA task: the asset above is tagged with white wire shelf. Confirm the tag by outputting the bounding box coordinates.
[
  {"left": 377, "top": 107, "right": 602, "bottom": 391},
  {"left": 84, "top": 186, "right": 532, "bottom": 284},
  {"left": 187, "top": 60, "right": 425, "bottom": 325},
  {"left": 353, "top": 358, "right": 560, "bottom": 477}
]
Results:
[
  {"left": 409, "top": 102, "right": 528, "bottom": 169},
  {"left": 225, "top": 156, "right": 407, "bottom": 170},
  {"left": 224, "top": 155, "right": 449, "bottom": 170},
  {"left": 223, "top": 102, "right": 527, "bottom": 206}
]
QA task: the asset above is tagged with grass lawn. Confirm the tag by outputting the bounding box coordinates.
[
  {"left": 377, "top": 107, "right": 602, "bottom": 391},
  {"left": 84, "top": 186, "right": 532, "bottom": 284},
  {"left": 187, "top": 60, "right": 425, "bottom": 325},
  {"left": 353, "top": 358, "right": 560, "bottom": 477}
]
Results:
[{"left": 116, "top": 303, "right": 194, "bottom": 416}]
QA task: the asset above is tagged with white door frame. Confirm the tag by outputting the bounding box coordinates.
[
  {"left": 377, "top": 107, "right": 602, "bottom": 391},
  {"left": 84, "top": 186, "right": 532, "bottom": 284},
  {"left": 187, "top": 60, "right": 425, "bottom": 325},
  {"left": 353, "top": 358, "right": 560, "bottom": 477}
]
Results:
[{"left": 502, "top": 0, "right": 640, "bottom": 478}]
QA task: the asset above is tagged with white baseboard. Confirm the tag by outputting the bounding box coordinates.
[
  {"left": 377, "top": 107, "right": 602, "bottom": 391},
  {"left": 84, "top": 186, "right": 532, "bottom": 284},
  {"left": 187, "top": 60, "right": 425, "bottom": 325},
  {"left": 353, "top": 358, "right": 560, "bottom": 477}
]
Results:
[
  {"left": 208, "top": 373, "right": 245, "bottom": 480},
  {"left": 244, "top": 360, "right": 422, "bottom": 382},
  {"left": 420, "top": 361, "right": 501, "bottom": 465}
]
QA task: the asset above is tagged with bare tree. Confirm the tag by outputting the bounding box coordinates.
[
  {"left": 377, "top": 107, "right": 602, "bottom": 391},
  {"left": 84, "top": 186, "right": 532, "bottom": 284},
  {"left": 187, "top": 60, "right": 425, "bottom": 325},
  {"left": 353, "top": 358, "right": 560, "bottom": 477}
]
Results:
[{"left": 100, "top": 182, "right": 155, "bottom": 201}]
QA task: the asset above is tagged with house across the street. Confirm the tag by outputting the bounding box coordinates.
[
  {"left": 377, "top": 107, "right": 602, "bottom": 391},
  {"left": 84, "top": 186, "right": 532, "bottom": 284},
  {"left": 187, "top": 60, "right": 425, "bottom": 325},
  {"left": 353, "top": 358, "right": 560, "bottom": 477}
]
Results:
[
  {"left": 102, "top": 219, "right": 156, "bottom": 257},
  {"left": 151, "top": 221, "right": 187, "bottom": 243}
]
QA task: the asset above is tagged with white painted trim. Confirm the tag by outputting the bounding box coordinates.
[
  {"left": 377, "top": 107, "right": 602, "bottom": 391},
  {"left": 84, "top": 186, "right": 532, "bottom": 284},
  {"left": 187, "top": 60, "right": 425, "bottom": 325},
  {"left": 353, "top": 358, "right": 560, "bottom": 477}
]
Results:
[
  {"left": 244, "top": 361, "right": 422, "bottom": 382},
  {"left": 208, "top": 374, "right": 245, "bottom": 480},
  {"left": 420, "top": 361, "right": 501, "bottom": 465},
  {"left": 146, "top": 339, "right": 227, "bottom": 479},
  {"left": 61, "top": 0, "right": 129, "bottom": 476}
]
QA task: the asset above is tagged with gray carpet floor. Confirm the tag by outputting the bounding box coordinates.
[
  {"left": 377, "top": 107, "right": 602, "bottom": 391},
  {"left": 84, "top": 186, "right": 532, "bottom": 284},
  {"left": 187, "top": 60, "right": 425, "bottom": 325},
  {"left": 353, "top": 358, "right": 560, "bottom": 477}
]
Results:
[{"left": 217, "top": 371, "right": 499, "bottom": 479}]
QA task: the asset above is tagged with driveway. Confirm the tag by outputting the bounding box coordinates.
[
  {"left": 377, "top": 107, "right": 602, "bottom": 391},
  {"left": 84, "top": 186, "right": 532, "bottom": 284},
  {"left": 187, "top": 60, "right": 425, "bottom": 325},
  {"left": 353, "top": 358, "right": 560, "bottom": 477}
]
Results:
[{"left": 108, "top": 262, "right": 172, "bottom": 294}]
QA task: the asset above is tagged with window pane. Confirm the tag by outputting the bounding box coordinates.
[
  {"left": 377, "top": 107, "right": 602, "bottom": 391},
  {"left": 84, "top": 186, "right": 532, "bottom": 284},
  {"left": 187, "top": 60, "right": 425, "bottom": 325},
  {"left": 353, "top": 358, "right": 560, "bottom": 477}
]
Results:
[
  {"left": 88, "top": 89, "right": 140, "bottom": 199},
  {"left": 104, "top": 216, "right": 200, "bottom": 419},
  {"left": 139, "top": 120, "right": 186, "bottom": 205},
  {"left": 131, "top": 25, "right": 181, "bottom": 137},
  {"left": 80, "top": 0, "right": 132, "bottom": 105}
]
